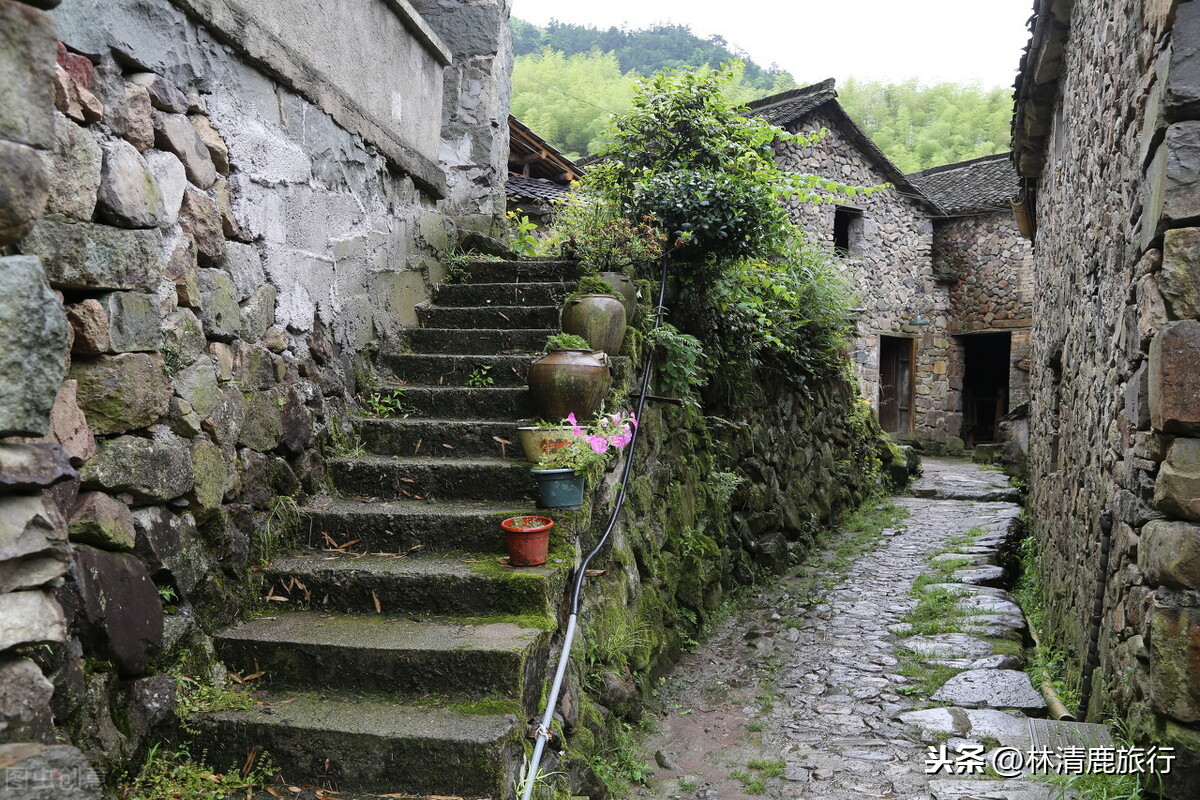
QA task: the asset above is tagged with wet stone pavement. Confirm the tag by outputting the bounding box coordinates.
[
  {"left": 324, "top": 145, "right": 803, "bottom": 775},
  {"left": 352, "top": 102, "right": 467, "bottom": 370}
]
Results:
[{"left": 632, "top": 458, "right": 1069, "bottom": 800}]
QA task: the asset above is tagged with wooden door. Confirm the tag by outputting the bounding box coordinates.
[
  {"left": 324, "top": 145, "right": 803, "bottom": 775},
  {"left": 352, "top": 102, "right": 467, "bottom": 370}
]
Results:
[{"left": 879, "top": 336, "right": 913, "bottom": 434}]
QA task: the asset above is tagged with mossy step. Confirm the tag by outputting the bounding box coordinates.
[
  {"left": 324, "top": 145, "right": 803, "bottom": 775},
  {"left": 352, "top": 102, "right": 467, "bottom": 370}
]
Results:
[
  {"left": 382, "top": 353, "right": 534, "bottom": 387},
  {"left": 326, "top": 456, "right": 534, "bottom": 503},
  {"left": 299, "top": 496, "right": 528, "bottom": 553},
  {"left": 432, "top": 281, "right": 572, "bottom": 307},
  {"left": 193, "top": 691, "right": 523, "bottom": 796},
  {"left": 404, "top": 327, "right": 555, "bottom": 355},
  {"left": 215, "top": 612, "right": 548, "bottom": 703},
  {"left": 459, "top": 258, "right": 580, "bottom": 282},
  {"left": 262, "top": 551, "right": 565, "bottom": 617},
  {"left": 354, "top": 418, "right": 526, "bottom": 459},
  {"left": 417, "top": 303, "right": 559, "bottom": 330},
  {"left": 393, "top": 386, "right": 535, "bottom": 419}
]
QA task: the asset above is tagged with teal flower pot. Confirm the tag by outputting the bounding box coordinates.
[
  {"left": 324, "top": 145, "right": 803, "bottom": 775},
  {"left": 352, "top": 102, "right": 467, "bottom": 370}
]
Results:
[{"left": 531, "top": 468, "right": 585, "bottom": 509}]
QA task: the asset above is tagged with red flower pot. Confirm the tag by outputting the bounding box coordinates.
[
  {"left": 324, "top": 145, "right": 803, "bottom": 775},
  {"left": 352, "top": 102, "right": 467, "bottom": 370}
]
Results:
[{"left": 501, "top": 516, "right": 554, "bottom": 566}]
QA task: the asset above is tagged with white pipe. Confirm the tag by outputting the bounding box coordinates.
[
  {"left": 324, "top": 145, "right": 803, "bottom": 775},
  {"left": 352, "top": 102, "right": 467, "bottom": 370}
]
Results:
[{"left": 520, "top": 613, "right": 578, "bottom": 800}]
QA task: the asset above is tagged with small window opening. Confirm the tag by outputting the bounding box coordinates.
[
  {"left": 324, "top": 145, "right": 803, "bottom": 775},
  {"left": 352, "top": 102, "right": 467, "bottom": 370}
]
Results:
[{"left": 834, "top": 206, "right": 863, "bottom": 253}]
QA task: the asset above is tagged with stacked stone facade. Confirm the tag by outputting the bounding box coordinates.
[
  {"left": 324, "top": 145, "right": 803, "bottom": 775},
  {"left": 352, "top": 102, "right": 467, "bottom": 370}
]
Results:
[
  {"left": 1014, "top": 0, "right": 1200, "bottom": 792},
  {"left": 0, "top": 0, "right": 512, "bottom": 791}
]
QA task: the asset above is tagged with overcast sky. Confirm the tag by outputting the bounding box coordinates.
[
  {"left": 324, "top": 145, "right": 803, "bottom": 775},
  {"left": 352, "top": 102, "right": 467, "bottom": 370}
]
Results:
[{"left": 509, "top": 0, "right": 1033, "bottom": 88}]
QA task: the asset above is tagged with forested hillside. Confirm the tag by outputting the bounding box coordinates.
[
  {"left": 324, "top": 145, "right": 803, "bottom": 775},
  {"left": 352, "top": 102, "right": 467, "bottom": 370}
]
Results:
[{"left": 509, "top": 18, "right": 1013, "bottom": 171}]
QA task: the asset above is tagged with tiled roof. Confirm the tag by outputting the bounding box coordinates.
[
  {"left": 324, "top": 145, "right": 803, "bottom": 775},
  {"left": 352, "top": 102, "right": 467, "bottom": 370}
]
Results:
[
  {"left": 748, "top": 79, "right": 943, "bottom": 215},
  {"left": 907, "top": 153, "right": 1021, "bottom": 214},
  {"left": 506, "top": 173, "right": 572, "bottom": 205},
  {"left": 745, "top": 78, "right": 837, "bottom": 127}
]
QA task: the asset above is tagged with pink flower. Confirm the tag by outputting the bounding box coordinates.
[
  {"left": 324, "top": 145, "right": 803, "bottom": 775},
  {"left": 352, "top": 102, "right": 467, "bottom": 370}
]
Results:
[
  {"left": 587, "top": 435, "right": 609, "bottom": 454},
  {"left": 566, "top": 413, "right": 584, "bottom": 438},
  {"left": 608, "top": 431, "right": 632, "bottom": 448}
]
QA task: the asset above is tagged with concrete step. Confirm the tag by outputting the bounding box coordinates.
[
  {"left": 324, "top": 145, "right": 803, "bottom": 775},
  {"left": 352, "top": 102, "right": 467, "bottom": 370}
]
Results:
[
  {"left": 215, "top": 612, "right": 548, "bottom": 703},
  {"left": 405, "top": 327, "right": 555, "bottom": 355},
  {"left": 326, "top": 456, "right": 535, "bottom": 503},
  {"left": 383, "top": 353, "right": 534, "bottom": 388},
  {"left": 300, "top": 497, "right": 527, "bottom": 554},
  {"left": 354, "top": 418, "right": 524, "bottom": 459},
  {"left": 262, "top": 552, "right": 564, "bottom": 617},
  {"left": 458, "top": 258, "right": 580, "bottom": 283},
  {"left": 417, "top": 303, "right": 559, "bottom": 330},
  {"left": 396, "top": 386, "right": 536, "bottom": 419},
  {"left": 193, "top": 691, "right": 523, "bottom": 796},
  {"left": 433, "top": 281, "right": 572, "bottom": 307}
]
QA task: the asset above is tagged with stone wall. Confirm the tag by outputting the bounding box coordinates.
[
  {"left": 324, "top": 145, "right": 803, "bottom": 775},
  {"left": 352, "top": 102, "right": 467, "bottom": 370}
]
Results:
[
  {"left": 936, "top": 211, "right": 1034, "bottom": 406},
  {"left": 0, "top": 0, "right": 512, "bottom": 789},
  {"left": 1017, "top": 0, "right": 1200, "bottom": 792},
  {"left": 775, "top": 109, "right": 959, "bottom": 450},
  {"left": 545, "top": 353, "right": 895, "bottom": 795}
]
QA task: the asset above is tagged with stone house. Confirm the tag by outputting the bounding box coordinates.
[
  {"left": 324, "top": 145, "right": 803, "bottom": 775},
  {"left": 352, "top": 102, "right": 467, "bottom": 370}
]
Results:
[
  {"left": 1014, "top": 0, "right": 1200, "bottom": 792},
  {"left": 0, "top": 0, "right": 514, "bottom": 790},
  {"left": 749, "top": 83, "right": 1033, "bottom": 453}
]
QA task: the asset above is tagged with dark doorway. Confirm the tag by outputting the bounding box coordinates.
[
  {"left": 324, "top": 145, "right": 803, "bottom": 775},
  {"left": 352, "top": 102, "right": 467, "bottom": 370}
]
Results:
[
  {"left": 960, "top": 333, "right": 1011, "bottom": 446},
  {"left": 878, "top": 336, "right": 915, "bottom": 434}
]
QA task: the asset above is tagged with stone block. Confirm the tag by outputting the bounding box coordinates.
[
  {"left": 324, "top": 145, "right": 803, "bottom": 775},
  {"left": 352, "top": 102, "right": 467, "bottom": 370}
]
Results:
[
  {"left": 0, "top": 256, "right": 69, "bottom": 437},
  {"left": 144, "top": 150, "right": 186, "bottom": 226},
  {"left": 70, "top": 545, "right": 162, "bottom": 677},
  {"left": 0, "top": 140, "right": 49, "bottom": 245},
  {"left": 78, "top": 434, "right": 193, "bottom": 503},
  {"left": 165, "top": 397, "right": 201, "bottom": 438},
  {"left": 1149, "top": 588, "right": 1200, "bottom": 722},
  {"left": 197, "top": 268, "right": 240, "bottom": 341},
  {"left": 1150, "top": 320, "right": 1200, "bottom": 434},
  {"left": 203, "top": 386, "right": 244, "bottom": 452},
  {"left": 180, "top": 186, "right": 225, "bottom": 265},
  {"left": 131, "top": 507, "right": 208, "bottom": 597},
  {"left": 123, "top": 83, "right": 154, "bottom": 152},
  {"left": 96, "top": 139, "right": 165, "bottom": 229},
  {"left": 1165, "top": 122, "right": 1200, "bottom": 224},
  {"left": 161, "top": 308, "right": 206, "bottom": 368},
  {"left": 1168, "top": 0, "right": 1200, "bottom": 120},
  {"left": 52, "top": 66, "right": 102, "bottom": 125},
  {"left": 222, "top": 242, "right": 266, "bottom": 301},
  {"left": 164, "top": 233, "right": 200, "bottom": 308},
  {"left": 280, "top": 386, "right": 314, "bottom": 455},
  {"left": 0, "top": 0, "right": 56, "bottom": 149},
  {"left": 1156, "top": 437, "right": 1200, "bottom": 520},
  {"left": 0, "top": 743, "right": 101, "bottom": 799},
  {"left": 22, "top": 380, "right": 95, "bottom": 466},
  {"left": 0, "top": 442, "right": 75, "bottom": 492},
  {"left": 189, "top": 114, "right": 229, "bottom": 175},
  {"left": 68, "top": 491, "right": 135, "bottom": 552},
  {"left": 234, "top": 342, "right": 283, "bottom": 391},
  {"left": 1162, "top": 226, "right": 1200, "bottom": 318},
  {"left": 210, "top": 342, "right": 234, "bottom": 380},
  {"left": 240, "top": 284, "right": 277, "bottom": 343},
  {"left": 0, "top": 590, "right": 65, "bottom": 650},
  {"left": 1127, "top": 363, "right": 1152, "bottom": 431},
  {"left": 929, "top": 669, "right": 1046, "bottom": 712},
  {"left": 124, "top": 674, "right": 175, "bottom": 742},
  {"left": 0, "top": 658, "right": 54, "bottom": 744},
  {"left": 1140, "top": 519, "right": 1200, "bottom": 589},
  {"left": 173, "top": 360, "right": 220, "bottom": 420},
  {"left": 100, "top": 292, "right": 160, "bottom": 353},
  {"left": 239, "top": 387, "right": 285, "bottom": 452},
  {"left": 128, "top": 72, "right": 188, "bottom": 114},
  {"left": 152, "top": 111, "right": 216, "bottom": 189},
  {"left": 21, "top": 215, "right": 164, "bottom": 291},
  {"left": 39, "top": 113, "right": 102, "bottom": 221},
  {"left": 70, "top": 353, "right": 171, "bottom": 435},
  {"left": 66, "top": 299, "right": 109, "bottom": 354},
  {"left": 0, "top": 492, "right": 69, "bottom": 589},
  {"left": 1136, "top": 274, "right": 1168, "bottom": 347},
  {"left": 188, "top": 438, "right": 228, "bottom": 511}
]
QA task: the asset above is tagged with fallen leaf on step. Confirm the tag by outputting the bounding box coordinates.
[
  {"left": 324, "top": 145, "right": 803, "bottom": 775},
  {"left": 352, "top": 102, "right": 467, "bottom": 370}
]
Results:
[{"left": 371, "top": 590, "right": 382, "bottom": 614}]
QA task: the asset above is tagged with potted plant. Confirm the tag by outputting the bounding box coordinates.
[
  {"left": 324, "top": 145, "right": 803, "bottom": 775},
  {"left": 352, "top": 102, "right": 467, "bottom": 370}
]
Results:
[
  {"left": 530, "top": 411, "right": 637, "bottom": 509},
  {"left": 561, "top": 275, "right": 627, "bottom": 355},
  {"left": 516, "top": 419, "right": 573, "bottom": 463},
  {"left": 527, "top": 333, "right": 612, "bottom": 421},
  {"left": 500, "top": 515, "right": 554, "bottom": 566}
]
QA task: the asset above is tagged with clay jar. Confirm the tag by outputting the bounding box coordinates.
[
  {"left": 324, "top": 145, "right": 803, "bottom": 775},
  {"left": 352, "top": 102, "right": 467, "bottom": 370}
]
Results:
[
  {"left": 599, "top": 272, "right": 639, "bottom": 323},
  {"left": 561, "top": 293, "right": 627, "bottom": 354},
  {"left": 528, "top": 348, "right": 611, "bottom": 421}
]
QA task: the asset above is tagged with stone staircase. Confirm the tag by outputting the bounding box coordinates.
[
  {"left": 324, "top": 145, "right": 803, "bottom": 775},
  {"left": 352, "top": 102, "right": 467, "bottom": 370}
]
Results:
[{"left": 195, "top": 260, "right": 582, "bottom": 798}]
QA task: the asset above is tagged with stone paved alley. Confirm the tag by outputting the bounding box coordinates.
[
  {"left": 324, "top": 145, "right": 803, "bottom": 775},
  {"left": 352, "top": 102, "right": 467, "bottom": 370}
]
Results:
[{"left": 632, "top": 458, "right": 1086, "bottom": 800}]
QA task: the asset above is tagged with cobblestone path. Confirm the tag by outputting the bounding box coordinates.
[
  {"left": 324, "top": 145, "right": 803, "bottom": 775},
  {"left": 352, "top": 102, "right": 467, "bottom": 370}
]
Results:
[{"left": 632, "top": 458, "right": 1053, "bottom": 800}]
